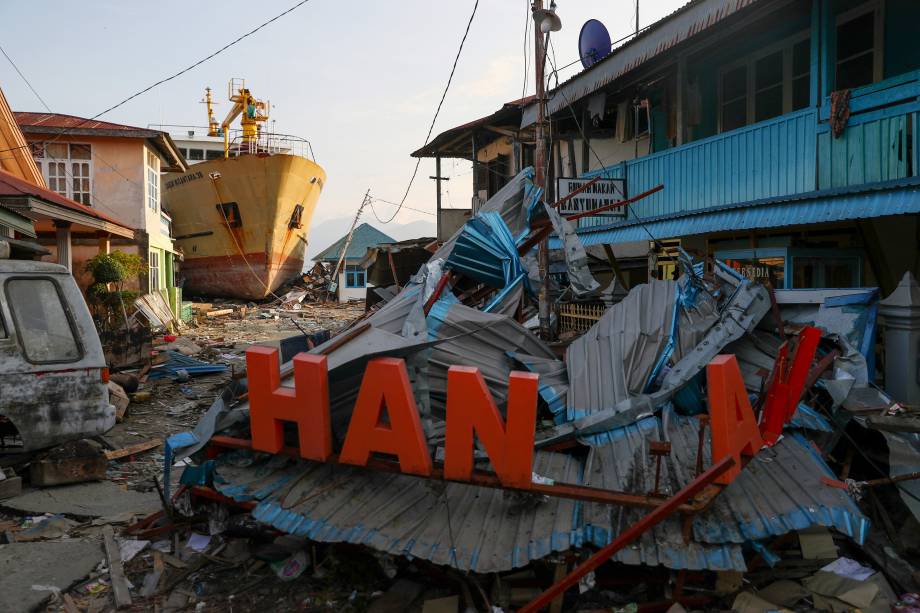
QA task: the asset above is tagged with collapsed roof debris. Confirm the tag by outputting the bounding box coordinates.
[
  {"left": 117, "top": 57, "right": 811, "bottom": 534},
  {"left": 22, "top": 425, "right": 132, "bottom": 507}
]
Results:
[{"left": 155, "top": 167, "right": 920, "bottom": 610}]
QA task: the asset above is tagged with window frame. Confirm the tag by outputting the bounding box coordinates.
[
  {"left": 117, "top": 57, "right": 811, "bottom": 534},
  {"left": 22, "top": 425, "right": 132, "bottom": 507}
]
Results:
[
  {"left": 149, "top": 250, "right": 161, "bottom": 291},
  {"left": 3, "top": 276, "right": 85, "bottom": 365},
  {"left": 834, "top": 1, "right": 884, "bottom": 91},
  {"left": 344, "top": 264, "right": 366, "bottom": 289},
  {"left": 32, "top": 142, "right": 94, "bottom": 205},
  {"left": 717, "top": 29, "right": 811, "bottom": 133},
  {"left": 146, "top": 149, "right": 160, "bottom": 213}
]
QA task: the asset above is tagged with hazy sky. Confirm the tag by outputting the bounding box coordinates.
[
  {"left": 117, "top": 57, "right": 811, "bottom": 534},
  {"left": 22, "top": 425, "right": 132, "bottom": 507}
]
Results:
[{"left": 1, "top": 0, "right": 687, "bottom": 241}]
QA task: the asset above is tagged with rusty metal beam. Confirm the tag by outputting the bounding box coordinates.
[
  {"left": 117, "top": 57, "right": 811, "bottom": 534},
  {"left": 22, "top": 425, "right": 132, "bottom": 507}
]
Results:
[
  {"left": 206, "top": 435, "right": 722, "bottom": 512},
  {"left": 518, "top": 455, "right": 735, "bottom": 613}
]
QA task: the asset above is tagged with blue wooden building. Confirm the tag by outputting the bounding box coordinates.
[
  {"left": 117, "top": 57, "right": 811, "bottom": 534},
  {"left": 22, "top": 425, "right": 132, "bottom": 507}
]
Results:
[{"left": 512, "top": 0, "right": 920, "bottom": 295}]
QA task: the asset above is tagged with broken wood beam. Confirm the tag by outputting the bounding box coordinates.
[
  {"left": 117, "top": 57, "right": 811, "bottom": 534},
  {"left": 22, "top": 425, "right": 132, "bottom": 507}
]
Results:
[
  {"left": 103, "top": 524, "right": 132, "bottom": 609},
  {"left": 205, "top": 308, "right": 234, "bottom": 317},
  {"left": 104, "top": 438, "right": 163, "bottom": 461}
]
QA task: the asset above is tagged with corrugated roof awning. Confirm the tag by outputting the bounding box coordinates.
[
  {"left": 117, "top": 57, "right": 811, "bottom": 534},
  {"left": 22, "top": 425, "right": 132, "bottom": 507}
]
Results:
[
  {"left": 521, "top": 0, "right": 766, "bottom": 128},
  {"left": 0, "top": 204, "right": 36, "bottom": 238},
  {"left": 551, "top": 180, "right": 920, "bottom": 247}
]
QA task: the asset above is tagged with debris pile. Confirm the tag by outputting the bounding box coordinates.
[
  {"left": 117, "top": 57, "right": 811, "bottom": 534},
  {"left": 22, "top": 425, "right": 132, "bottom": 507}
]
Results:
[{"left": 4, "top": 169, "right": 920, "bottom": 612}]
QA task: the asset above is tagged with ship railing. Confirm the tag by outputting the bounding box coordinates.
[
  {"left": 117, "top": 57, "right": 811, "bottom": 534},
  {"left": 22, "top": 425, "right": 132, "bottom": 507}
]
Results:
[{"left": 228, "top": 133, "right": 316, "bottom": 162}]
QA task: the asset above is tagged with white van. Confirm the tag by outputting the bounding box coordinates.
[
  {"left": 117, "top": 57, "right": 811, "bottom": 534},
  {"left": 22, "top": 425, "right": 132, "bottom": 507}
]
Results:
[{"left": 0, "top": 241, "right": 115, "bottom": 452}]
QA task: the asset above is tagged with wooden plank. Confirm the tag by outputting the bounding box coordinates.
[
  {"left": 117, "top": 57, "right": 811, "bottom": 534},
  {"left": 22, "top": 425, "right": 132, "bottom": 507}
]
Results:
[
  {"left": 104, "top": 438, "right": 163, "bottom": 461},
  {"left": 103, "top": 524, "right": 133, "bottom": 609},
  {"left": 206, "top": 308, "right": 234, "bottom": 317}
]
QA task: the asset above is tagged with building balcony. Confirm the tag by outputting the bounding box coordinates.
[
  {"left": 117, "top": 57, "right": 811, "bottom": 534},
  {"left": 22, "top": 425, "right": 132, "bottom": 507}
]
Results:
[{"left": 582, "top": 70, "right": 920, "bottom": 233}]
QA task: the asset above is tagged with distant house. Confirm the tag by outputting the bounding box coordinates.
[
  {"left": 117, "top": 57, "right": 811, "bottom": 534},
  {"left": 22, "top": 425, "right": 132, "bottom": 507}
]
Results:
[
  {"left": 14, "top": 112, "right": 187, "bottom": 310},
  {"left": 313, "top": 223, "right": 395, "bottom": 302}
]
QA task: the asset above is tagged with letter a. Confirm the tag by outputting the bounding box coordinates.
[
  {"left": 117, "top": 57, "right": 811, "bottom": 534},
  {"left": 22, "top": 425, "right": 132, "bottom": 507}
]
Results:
[
  {"left": 339, "top": 357, "right": 432, "bottom": 476},
  {"left": 707, "top": 354, "right": 764, "bottom": 485},
  {"left": 444, "top": 366, "right": 538, "bottom": 489},
  {"left": 245, "top": 346, "right": 332, "bottom": 461}
]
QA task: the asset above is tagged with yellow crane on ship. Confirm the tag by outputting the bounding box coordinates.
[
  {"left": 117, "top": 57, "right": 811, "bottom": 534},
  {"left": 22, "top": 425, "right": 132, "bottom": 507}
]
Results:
[{"left": 203, "top": 79, "right": 270, "bottom": 158}]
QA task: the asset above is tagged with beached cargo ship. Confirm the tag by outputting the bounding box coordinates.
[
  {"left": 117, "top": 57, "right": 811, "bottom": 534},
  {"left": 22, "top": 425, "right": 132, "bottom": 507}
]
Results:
[{"left": 162, "top": 80, "right": 325, "bottom": 300}]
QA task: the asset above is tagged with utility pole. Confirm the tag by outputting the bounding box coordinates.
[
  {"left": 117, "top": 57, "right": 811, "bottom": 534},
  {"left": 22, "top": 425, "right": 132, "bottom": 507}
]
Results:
[
  {"left": 533, "top": 0, "right": 552, "bottom": 341},
  {"left": 430, "top": 156, "right": 449, "bottom": 241},
  {"left": 328, "top": 189, "right": 370, "bottom": 302}
]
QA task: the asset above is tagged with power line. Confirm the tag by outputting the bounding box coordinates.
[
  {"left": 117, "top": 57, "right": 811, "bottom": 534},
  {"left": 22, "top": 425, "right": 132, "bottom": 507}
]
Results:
[
  {"left": 0, "top": 44, "right": 52, "bottom": 112},
  {"left": 370, "top": 197, "right": 435, "bottom": 217},
  {"left": 372, "top": 0, "right": 480, "bottom": 224},
  {"left": 0, "top": 0, "right": 313, "bottom": 156}
]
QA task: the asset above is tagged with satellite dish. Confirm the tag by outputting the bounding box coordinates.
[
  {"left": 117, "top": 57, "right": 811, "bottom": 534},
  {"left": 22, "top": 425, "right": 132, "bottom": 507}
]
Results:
[{"left": 579, "top": 19, "right": 612, "bottom": 69}]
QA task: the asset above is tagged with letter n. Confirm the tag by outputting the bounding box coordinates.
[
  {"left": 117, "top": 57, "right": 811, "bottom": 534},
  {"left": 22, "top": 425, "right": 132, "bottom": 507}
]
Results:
[
  {"left": 245, "top": 346, "right": 331, "bottom": 461},
  {"left": 707, "top": 354, "right": 764, "bottom": 485},
  {"left": 339, "top": 357, "right": 432, "bottom": 476},
  {"left": 444, "top": 366, "right": 538, "bottom": 488}
]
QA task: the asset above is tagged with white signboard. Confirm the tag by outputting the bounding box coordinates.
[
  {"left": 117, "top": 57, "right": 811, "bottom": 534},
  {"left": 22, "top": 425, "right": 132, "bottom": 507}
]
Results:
[{"left": 555, "top": 177, "right": 626, "bottom": 218}]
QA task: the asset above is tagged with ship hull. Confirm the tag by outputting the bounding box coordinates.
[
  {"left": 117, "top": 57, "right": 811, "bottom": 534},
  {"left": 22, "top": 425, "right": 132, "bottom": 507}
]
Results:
[{"left": 163, "top": 154, "right": 325, "bottom": 301}]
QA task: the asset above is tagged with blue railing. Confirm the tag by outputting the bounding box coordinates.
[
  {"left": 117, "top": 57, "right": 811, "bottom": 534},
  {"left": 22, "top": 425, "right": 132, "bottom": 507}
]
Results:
[{"left": 580, "top": 70, "right": 920, "bottom": 230}]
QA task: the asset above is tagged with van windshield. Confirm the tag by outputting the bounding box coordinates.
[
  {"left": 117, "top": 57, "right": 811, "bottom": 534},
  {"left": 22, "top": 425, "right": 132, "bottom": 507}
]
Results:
[{"left": 5, "top": 278, "right": 81, "bottom": 363}]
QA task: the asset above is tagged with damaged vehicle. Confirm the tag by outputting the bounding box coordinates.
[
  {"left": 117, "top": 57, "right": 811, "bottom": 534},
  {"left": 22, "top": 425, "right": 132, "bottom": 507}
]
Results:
[{"left": 0, "top": 239, "right": 114, "bottom": 452}]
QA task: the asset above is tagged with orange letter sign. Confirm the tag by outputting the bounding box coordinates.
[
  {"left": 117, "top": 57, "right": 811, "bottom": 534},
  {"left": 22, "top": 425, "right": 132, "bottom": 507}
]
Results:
[
  {"left": 246, "top": 347, "right": 332, "bottom": 461},
  {"left": 707, "top": 354, "right": 764, "bottom": 485},
  {"left": 339, "top": 357, "right": 432, "bottom": 476},
  {"left": 444, "top": 366, "right": 538, "bottom": 488}
]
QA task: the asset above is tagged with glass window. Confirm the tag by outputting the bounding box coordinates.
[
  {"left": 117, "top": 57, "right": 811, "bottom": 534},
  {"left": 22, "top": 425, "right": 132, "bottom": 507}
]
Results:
[
  {"left": 147, "top": 154, "right": 159, "bottom": 212},
  {"left": 34, "top": 143, "right": 92, "bottom": 205},
  {"left": 723, "top": 257, "right": 786, "bottom": 287},
  {"left": 836, "top": 11, "right": 875, "bottom": 90},
  {"left": 149, "top": 251, "right": 160, "bottom": 291},
  {"left": 345, "top": 264, "right": 366, "bottom": 288},
  {"left": 5, "top": 278, "right": 81, "bottom": 363},
  {"left": 792, "top": 39, "right": 811, "bottom": 110},
  {"left": 721, "top": 66, "right": 748, "bottom": 132},
  {"left": 205, "top": 149, "right": 223, "bottom": 160},
  {"left": 792, "top": 256, "right": 859, "bottom": 288},
  {"left": 754, "top": 51, "right": 784, "bottom": 122},
  {"left": 188, "top": 149, "right": 204, "bottom": 161}
]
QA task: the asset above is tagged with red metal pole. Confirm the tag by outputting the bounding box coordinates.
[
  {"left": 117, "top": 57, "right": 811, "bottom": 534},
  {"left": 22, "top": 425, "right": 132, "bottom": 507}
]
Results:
[
  {"left": 424, "top": 271, "right": 453, "bottom": 315},
  {"left": 517, "top": 455, "right": 735, "bottom": 613}
]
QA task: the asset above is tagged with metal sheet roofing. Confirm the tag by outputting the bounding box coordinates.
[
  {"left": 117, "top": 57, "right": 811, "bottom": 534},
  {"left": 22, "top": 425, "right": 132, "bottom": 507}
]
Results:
[
  {"left": 581, "top": 411, "right": 868, "bottom": 558},
  {"left": 550, "top": 180, "right": 920, "bottom": 248},
  {"left": 214, "top": 450, "right": 583, "bottom": 574},
  {"left": 313, "top": 223, "right": 397, "bottom": 263},
  {"left": 521, "top": 0, "right": 765, "bottom": 127},
  {"left": 15, "top": 111, "right": 160, "bottom": 135}
]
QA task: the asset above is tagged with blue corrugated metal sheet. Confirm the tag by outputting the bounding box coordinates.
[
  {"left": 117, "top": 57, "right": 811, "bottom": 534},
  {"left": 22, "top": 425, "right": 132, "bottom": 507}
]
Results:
[
  {"left": 446, "top": 211, "right": 524, "bottom": 289},
  {"left": 551, "top": 179, "right": 920, "bottom": 248}
]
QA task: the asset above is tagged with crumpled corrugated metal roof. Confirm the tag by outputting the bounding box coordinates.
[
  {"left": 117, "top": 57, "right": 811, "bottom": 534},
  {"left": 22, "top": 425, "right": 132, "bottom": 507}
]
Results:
[
  {"left": 565, "top": 278, "right": 718, "bottom": 421},
  {"left": 581, "top": 411, "right": 868, "bottom": 560},
  {"left": 209, "top": 406, "right": 865, "bottom": 574},
  {"left": 426, "top": 300, "right": 556, "bottom": 416},
  {"left": 214, "top": 450, "right": 583, "bottom": 574}
]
